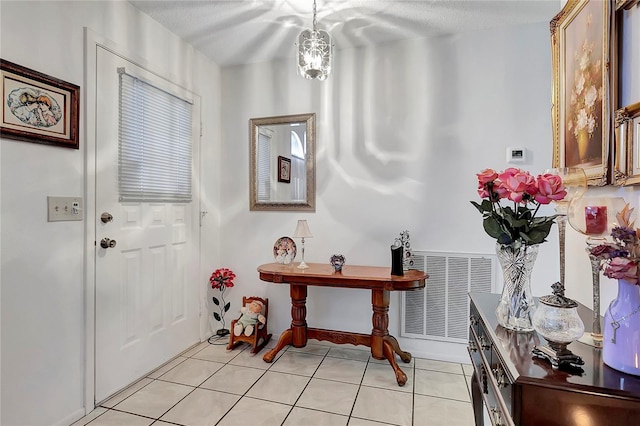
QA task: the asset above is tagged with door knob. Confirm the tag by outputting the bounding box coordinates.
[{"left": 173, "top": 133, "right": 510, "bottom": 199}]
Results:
[
  {"left": 101, "top": 212, "right": 113, "bottom": 223},
  {"left": 100, "top": 238, "right": 117, "bottom": 249}
]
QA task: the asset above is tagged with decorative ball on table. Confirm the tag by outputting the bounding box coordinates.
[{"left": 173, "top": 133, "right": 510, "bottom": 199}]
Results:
[{"left": 209, "top": 267, "right": 235, "bottom": 337}]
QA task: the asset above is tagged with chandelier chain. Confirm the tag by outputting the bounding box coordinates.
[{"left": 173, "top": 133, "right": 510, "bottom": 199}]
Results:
[{"left": 312, "top": 0, "right": 317, "bottom": 30}]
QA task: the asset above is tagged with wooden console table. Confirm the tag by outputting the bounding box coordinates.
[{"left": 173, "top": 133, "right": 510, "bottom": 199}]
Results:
[
  {"left": 468, "top": 292, "right": 640, "bottom": 426},
  {"left": 258, "top": 262, "right": 427, "bottom": 386}
]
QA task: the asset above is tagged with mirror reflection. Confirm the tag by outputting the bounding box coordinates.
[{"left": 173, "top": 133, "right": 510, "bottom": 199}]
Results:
[{"left": 250, "top": 113, "right": 315, "bottom": 211}]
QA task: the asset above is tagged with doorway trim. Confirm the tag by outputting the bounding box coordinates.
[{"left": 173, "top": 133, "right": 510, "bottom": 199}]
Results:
[{"left": 83, "top": 27, "right": 206, "bottom": 412}]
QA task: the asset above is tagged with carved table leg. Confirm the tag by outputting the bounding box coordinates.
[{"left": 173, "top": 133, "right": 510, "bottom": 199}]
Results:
[
  {"left": 372, "top": 289, "right": 408, "bottom": 386},
  {"left": 263, "top": 283, "right": 308, "bottom": 363},
  {"left": 290, "top": 284, "right": 308, "bottom": 347},
  {"left": 471, "top": 369, "right": 484, "bottom": 426},
  {"left": 383, "top": 338, "right": 407, "bottom": 386},
  {"left": 263, "top": 329, "right": 291, "bottom": 363},
  {"left": 383, "top": 335, "right": 412, "bottom": 363},
  {"left": 370, "top": 289, "right": 389, "bottom": 359}
]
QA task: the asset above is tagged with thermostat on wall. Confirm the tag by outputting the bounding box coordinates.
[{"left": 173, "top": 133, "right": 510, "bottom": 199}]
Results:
[{"left": 506, "top": 147, "right": 527, "bottom": 163}]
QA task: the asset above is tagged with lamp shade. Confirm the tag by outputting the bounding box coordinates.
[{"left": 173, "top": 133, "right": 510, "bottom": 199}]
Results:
[{"left": 293, "top": 220, "right": 313, "bottom": 238}]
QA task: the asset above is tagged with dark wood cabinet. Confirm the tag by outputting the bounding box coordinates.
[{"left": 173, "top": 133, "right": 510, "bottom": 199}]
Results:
[{"left": 468, "top": 292, "right": 640, "bottom": 426}]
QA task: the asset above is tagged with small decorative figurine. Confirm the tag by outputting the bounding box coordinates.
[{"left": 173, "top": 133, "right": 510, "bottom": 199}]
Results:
[
  {"left": 330, "top": 254, "right": 345, "bottom": 272},
  {"left": 233, "top": 300, "right": 266, "bottom": 337},
  {"left": 395, "top": 230, "right": 413, "bottom": 270}
]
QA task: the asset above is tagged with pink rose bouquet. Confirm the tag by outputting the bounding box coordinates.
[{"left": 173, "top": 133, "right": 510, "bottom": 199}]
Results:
[
  {"left": 471, "top": 168, "right": 567, "bottom": 247},
  {"left": 589, "top": 204, "right": 640, "bottom": 285}
]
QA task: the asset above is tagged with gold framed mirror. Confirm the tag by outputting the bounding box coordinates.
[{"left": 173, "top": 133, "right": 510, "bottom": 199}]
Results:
[{"left": 249, "top": 113, "right": 316, "bottom": 211}]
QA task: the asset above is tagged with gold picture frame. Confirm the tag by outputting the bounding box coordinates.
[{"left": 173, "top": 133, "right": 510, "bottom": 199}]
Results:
[
  {"left": 551, "top": 0, "right": 612, "bottom": 186},
  {"left": 614, "top": 102, "right": 640, "bottom": 185},
  {"left": 616, "top": 0, "right": 639, "bottom": 11},
  {"left": 1, "top": 59, "right": 79, "bottom": 149}
]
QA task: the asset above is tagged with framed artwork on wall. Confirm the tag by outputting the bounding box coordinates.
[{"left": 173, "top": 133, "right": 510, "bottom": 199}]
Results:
[
  {"left": 1, "top": 59, "right": 80, "bottom": 149},
  {"left": 614, "top": 102, "right": 640, "bottom": 185},
  {"left": 616, "top": 0, "right": 639, "bottom": 10},
  {"left": 551, "top": 0, "right": 612, "bottom": 186},
  {"left": 278, "top": 155, "right": 291, "bottom": 183},
  {"left": 611, "top": 0, "right": 639, "bottom": 184}
]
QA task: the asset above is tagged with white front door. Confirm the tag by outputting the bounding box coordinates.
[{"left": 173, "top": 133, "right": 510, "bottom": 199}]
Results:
[{"left": 94, "top": 46, "right": 200, "bottom": 402}]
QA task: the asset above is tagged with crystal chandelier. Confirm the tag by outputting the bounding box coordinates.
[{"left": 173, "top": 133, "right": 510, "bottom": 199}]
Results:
[{"left": 296, "top": 0, "right": 332, "bottom": 80}]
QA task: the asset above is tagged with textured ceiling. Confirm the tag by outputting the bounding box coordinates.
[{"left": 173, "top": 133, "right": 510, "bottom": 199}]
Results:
[{"left": 129, "top": 0, "right": 562, "bottom": 67}]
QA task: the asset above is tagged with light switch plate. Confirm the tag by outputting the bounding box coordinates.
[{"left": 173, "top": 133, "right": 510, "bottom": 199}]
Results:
[{"left": 48, "top": 196, "right": 83, "bottom": 222}]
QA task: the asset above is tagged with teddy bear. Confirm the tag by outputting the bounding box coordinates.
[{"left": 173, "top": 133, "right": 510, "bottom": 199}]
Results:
[{"left": 233, "top": 300, "right": 266, "bottom": 337}]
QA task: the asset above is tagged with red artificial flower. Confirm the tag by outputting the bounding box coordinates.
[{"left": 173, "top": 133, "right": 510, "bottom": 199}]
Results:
[{"left": 210, "top": 268, "right": 236, "bottom": 290}]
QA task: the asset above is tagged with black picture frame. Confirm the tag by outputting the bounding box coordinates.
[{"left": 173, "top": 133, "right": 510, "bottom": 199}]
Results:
[{"left": 278, "top": 155, "right": 291, "bottom": 183}]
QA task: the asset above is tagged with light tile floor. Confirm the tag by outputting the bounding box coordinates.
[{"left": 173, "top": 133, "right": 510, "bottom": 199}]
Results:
[{"left": 73, "top": 339, "right": 474, "bottom": 426}]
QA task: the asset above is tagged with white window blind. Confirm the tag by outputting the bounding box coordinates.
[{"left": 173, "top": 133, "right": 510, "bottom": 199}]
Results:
[
  {"left": 118, "top": 68, "right": 193, "bottom": 202},
  {"left": 290, "top": 129, "right": 306, "bottom": 201},
  {"left": 257, "top": 129, "right": 272, "bottom": 202}
]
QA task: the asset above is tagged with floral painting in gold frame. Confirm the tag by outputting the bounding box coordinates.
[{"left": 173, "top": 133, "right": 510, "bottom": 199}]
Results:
[{"left": 551, "top": 0, "right": 611, "bottom": 185}]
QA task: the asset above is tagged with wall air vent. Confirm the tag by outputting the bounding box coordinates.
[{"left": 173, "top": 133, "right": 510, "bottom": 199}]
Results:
[{"left": 401, "top": 251, "right": 497, "bottom": 343}]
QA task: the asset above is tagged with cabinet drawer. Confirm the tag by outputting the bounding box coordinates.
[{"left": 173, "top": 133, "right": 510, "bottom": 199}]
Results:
[
  {"left": 468, "top": 333, "right": 513, "bottom": 426},
  {"left": 469, "top": 307, "right": 492, "bottom": 362},
  {"left": 468, "top": 305, "right": 515, "bottom": 426}
]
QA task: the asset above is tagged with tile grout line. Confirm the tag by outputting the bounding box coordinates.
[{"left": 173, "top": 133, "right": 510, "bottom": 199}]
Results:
[
  {"left": 345, "top": 354, "right": 371, "bottom": 422},
  {"left": 212, "top": 341, "right": 292, "bottom": 425},
  {"left": 86, "top": 340, "right": 475, "bottom": 426},
  {"left": 208, "top": 339, "right": 274, "bottom": 426},
  {"left": 277, "top": 346, "right": 331, "bottom": 425}
]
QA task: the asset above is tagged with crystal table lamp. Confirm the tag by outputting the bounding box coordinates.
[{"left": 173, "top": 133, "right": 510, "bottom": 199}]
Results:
[
  {"left": 293, "top": 220, "right": 313, "bottom": 269},
  {"left": 567, "top": 196, "right": 626, "bottom": 346},
  {"left": 533, "top": 282, "right": 585, "bottom": 370}
]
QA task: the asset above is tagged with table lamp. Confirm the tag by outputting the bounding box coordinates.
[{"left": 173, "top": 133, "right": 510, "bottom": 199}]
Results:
[{"left": 293, "top": 220, "right": 313, "bottom": 269}]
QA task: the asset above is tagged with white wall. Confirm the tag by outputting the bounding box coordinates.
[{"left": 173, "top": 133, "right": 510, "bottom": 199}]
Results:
[
  {"left": 219, "top": 7, "right": 640, "bottom": 365},
  {"left": 0, "top": 1, "right": 637, "bottom": 425},
  {"left": 0, "top": 1, "right": 221, "bottom": 425},
  {"left": 220, "top": 23, "right": 562, "bottom": 363}
]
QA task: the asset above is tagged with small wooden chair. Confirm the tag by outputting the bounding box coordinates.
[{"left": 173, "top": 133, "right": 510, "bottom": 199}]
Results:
[{"left": 227, "top": 296, "right": 271, "bottom": 354}]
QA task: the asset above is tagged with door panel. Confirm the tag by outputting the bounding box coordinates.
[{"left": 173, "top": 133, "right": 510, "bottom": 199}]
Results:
[{"left": 95, "top": 47, "right": 200, "bottom": 402}]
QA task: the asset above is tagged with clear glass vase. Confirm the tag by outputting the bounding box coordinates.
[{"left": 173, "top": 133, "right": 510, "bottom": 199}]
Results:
[{"left": 495, "top": 243, "right": 538, "bottom": 331}]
